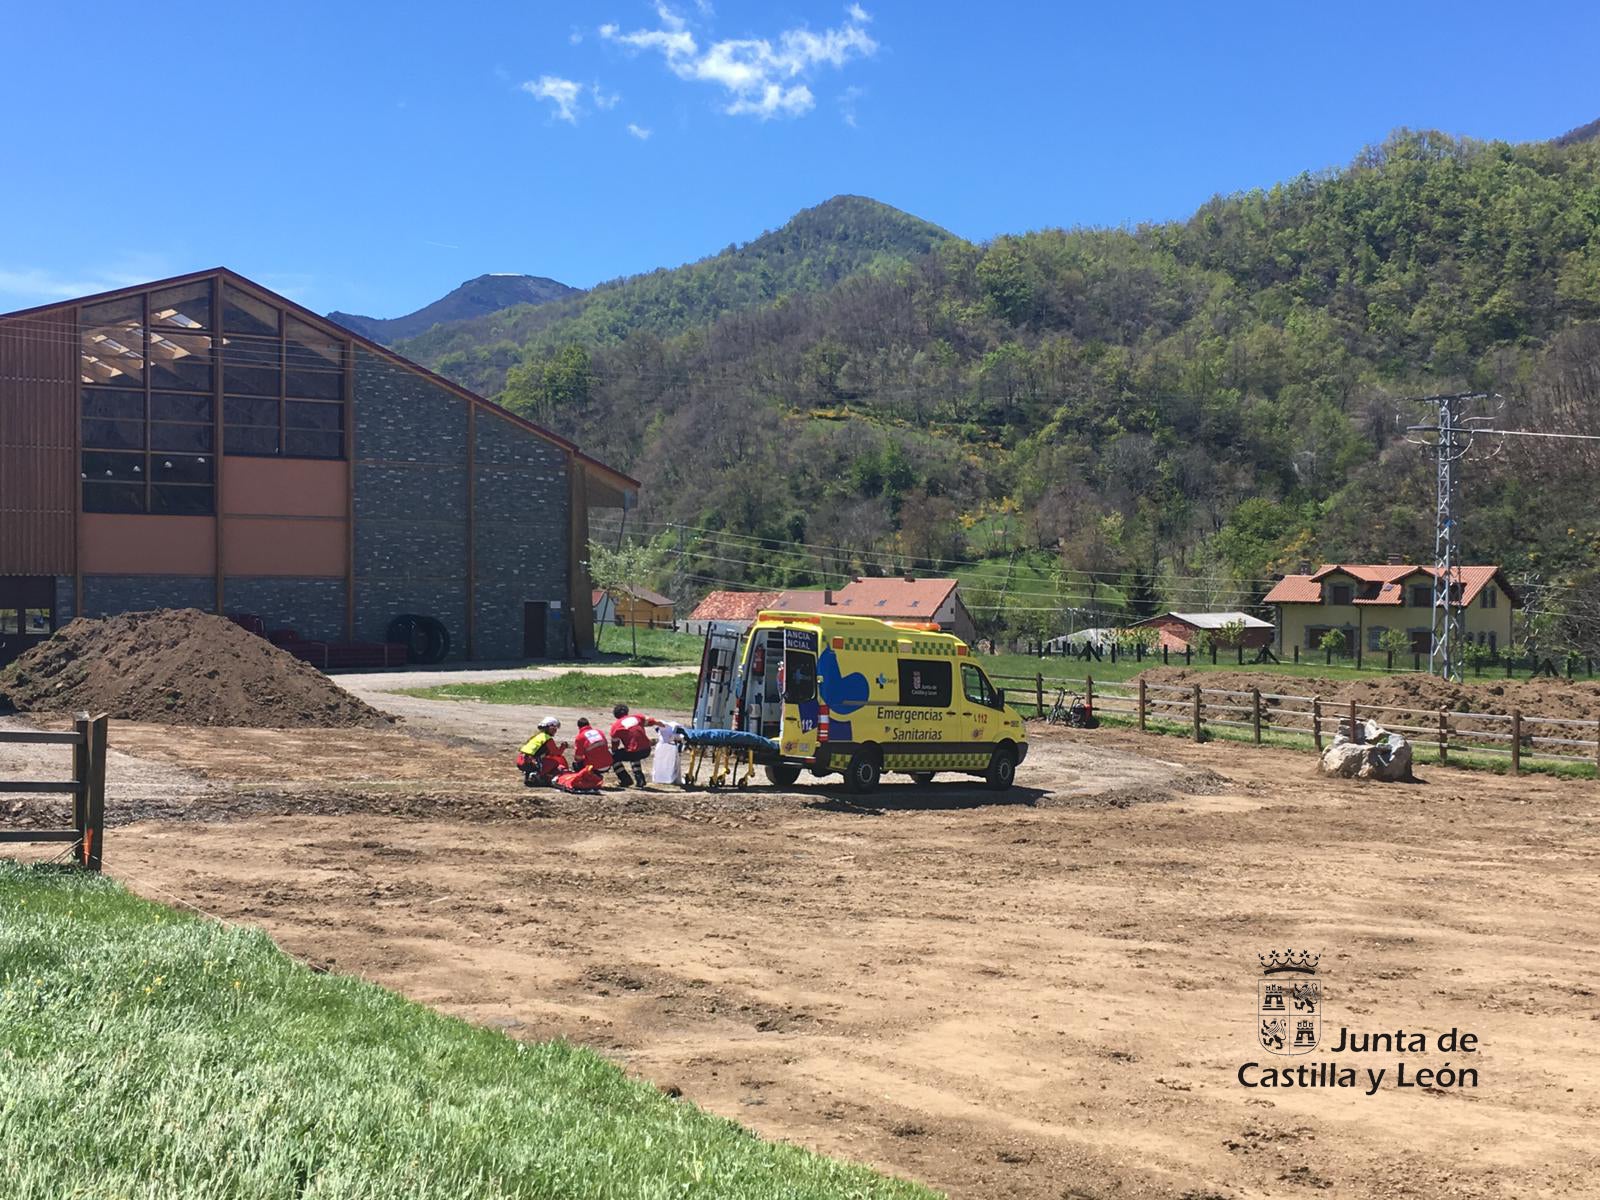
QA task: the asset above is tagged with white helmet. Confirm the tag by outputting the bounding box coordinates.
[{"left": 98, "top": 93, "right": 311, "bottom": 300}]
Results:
[{"left": 538, "top": 716, "right": 560, "bottom": 731}]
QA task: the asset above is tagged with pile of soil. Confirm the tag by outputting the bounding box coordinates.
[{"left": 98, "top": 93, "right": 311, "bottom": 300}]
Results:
[
  {"left": 0, "top": 609, "right": 387, "bottom": 728},
  {"left": 1130, "top": 667, "right": 1600, "bottom": 722}
]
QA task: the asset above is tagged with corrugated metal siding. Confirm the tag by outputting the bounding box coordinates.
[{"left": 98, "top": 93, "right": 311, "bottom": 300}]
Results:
[{"left": 0, "top": 310, "right": 77, "bottom": 574}]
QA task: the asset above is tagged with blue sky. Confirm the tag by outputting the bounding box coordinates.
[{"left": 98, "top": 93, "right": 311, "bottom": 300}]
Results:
[{"left": 3, "top": 1, "right": 1596, "bottom": 318}]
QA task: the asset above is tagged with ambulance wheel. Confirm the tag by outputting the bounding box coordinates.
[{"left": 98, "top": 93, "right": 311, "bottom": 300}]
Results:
[
  {"left": 843, "top": 747, "right": 881, "bottom": 794},
  {"left": 984, "top": 745, "right": 1018, "bottom": 791},
  {"left": 909, "top": 772, "right": 936, "bottom": 786},
  {"left": 765, "top": 763, "right": 802, "bottom": 788}
]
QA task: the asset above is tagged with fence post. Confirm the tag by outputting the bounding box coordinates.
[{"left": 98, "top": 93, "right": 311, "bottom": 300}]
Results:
[
  {"left": 1185, "top": 646, "right": 1192, "bottom": 666},
  {"left": 1035, "top": 672, "right": 1044, "bottom": 718},
  {"left": 1138, "top": 677, "right": 1147, "bottom": 731},
  {"left": 1294, "top": 645, "right": 1299, "bottom": 664},
  {"left": 1349, "top": 698, "right": 1358, "bottom": 741},
  {"left": 1313, "top": 698, "right": 1323, "bottom": 752},
  {"left": 71, "top": 714, "right": 90, "bottom": 849},
  {"left": 1252, "top": 687, "right": 1262, "bottom": 744},
  {"left": 1163, "top": 645, "right": 1169, "bottom": 665},
  {"left": 1211, "top": 643, "right": 1218, "bottom": 665},
  {"left": 1111, "top": 641, "right": 1118, "bottom": 664},
  {"left": 84, "top": 715, "right": 107, "bottom": 872},
  {"left": 1192, "top": 683, "right": 1203, "bottom": 742},
  {"left": 1510, "top": 709, "right": 1521, "bottom": 775},
  {"left": 1438, "top": 710, "right": 1449, "bottom": 766},
  {"left": 1086, "top": 675, "right": 1094, "bottom": 715}
]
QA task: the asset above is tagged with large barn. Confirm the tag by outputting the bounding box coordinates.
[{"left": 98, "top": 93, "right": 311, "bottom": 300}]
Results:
[{"left": 0, "top": 268, "right": 636, "bottom": 667}]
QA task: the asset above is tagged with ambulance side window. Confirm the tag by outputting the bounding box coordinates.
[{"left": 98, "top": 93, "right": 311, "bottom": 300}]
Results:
[
  {"left": 784, "top": 651, "right": 816, "bottom": 703},
  {"left": 962, "top": 663, "right": 998, "bottom": 708}
]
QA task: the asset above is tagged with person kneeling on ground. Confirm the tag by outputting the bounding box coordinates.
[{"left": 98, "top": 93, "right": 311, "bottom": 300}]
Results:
[
  {"left": 517, "top": 716, "right": 568, "bottom": 787},
  {"left": 609, "top": 703, "right": 663, "bottom": 788},
  {"left": 572, "top": 717, "right": 616, "bottom": 786}
]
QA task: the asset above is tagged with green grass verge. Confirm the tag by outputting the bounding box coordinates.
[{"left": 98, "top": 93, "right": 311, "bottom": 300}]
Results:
[
  {"left": 408, "top": 671, "right": 698, "bottom": 715},
  {"left": 0, "top": 862, "right": 935, "bottom": 1200}
]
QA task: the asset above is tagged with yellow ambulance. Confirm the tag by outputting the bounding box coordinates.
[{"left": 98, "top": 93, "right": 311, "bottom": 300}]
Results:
[{"left": 694, "top": 610, "right": 1028, "bottom": 792}]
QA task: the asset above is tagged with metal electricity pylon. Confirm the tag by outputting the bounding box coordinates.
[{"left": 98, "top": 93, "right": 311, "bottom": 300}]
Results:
[{"left": 1405, "top": 393, "right": 1498, "bottom": 681}]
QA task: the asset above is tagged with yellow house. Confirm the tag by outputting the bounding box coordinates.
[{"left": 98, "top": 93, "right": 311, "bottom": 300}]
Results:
[{"left": 1263, "top": 562, "right": 1518, "bottom": 658}]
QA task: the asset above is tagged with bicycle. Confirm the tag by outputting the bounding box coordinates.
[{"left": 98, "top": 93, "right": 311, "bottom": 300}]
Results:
[{"left": 1046, "top": 689, "right": 1098, "bottom": 729}]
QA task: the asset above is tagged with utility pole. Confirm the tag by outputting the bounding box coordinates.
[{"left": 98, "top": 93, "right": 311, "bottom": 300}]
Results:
[{"left": 1407, "top": 393, "right": 1493, "bottom": 682}]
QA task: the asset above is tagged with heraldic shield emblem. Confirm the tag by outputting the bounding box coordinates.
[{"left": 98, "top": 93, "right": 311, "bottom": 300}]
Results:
[{"left": 1257, "top": 950, "right": 1322, "bottom": 1055}]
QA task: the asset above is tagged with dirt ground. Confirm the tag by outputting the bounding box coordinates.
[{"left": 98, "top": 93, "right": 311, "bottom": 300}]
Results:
[{"left": 4, "top": 682, "right": 1599, "bottom": 1199}]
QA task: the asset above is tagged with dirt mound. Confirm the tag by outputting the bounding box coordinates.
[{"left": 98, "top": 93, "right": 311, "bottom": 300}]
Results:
[
  {"left": 1130, "top": 667, "right": 1600, "bottom": 722},
  {"left": 0, "top": 609, "right": 387, "bottom": 728}
]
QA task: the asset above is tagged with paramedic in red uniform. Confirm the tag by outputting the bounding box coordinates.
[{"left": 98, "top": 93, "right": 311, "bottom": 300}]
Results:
[
  {"left": 572, "top": 718, "right": 614, "bottom": 783},
  {"left": 609, "top": 703, "right": 662, "bottom": 787}
]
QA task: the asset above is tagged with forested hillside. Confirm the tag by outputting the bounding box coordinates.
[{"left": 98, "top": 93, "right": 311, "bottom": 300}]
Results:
[
  {"left": 396, "top": 195, "right": 954, "bottom": 395},
  {"left": 420, "top": 131, "right": 1600, "bottom": 647}
]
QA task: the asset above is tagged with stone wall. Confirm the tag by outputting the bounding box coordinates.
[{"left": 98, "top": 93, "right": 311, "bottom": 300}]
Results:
[
  {"left": 351, "top": 350, "right": 570, "bottom": 660},
  {"left": 224, "top": 577, "right": 346, "bottom": 641},
  {"left": 473, "top": 409, "right": 570, "bottom": 659},
  {"left": 80, "top": 575, "right": 214, "bottom": 617}
]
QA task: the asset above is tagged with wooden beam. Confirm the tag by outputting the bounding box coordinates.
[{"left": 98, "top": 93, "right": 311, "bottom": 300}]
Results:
[
  {"left": 212, "top": 274, "right": 226, "bottom": 615},
  {"left": 465, "top": 402, "right": 476, "bottom": 659},
  {"left": 343, "top": 338, "right": 356, "bottom": 641}
]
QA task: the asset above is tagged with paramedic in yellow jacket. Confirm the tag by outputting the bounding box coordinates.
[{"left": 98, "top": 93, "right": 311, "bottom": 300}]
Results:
[{"left": 517, "top": 716, "right": 567, "bottom": 786}]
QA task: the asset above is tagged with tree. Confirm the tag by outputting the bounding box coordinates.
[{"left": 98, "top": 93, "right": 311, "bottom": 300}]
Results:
[
  {"left": 585, "top": 537, "right": 665, "bottom": 657},
  {"left": 1318, "top": 628, "right": 1348, "bottom": 660},
  {"left": 502, "top": 343, "right": 592, "bottom": 426},
  {"left": 1213, "top": 618, "right": 1249, "bottom": 648},
  {"left": 1377, "top": 627, "right": 1411, "bottom": 664}
]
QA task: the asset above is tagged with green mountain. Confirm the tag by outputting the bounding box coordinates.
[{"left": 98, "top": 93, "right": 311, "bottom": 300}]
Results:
[
  {"left": 396, "top": 195, "right": 957, "bottom": 395},
  {"left": 463, "top": 129, "right": 1600, "bottom": 648},
  {"left": 327, "top": 273, "right": 577, "bottom": 344}
]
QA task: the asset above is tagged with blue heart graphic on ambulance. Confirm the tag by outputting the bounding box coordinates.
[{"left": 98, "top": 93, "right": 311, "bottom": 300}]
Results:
[{"left": 817, "top": 647, "right": 869, "bottom": 715}]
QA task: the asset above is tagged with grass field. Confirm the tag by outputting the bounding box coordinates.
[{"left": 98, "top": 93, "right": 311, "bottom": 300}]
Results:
[
  {"left": 0, "top": 862, "right": 933, "bottom": 1200},
  {"left": 974, "top": 649, "right": 1565, "bottom": 688},
  {"left": 413, "top": 671, "right": 699, "bottom": 714},
  {"left": 592, "top": 626, "right": 704, "bottom": 665}
]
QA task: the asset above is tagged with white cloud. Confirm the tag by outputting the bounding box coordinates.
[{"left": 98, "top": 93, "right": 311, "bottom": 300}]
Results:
[
  {"left": 522, "top": 75, "right": 584, "bottom": 123},
  {"left": 600, "top": 3, "right": 877, "bottom": 120},
  {"left": 0, "top": 259, "right": 173, "bottom": 307},
  {"left": 627, "top": 123, "right": 653, "bottom": 140},
  {"left": 838, "top": 84, "right": 864, "bottom": 127},
  {"left": 592, "top": 83, "right": 622, "bottom": 110},
  {"left": 569, "top": 28, "right": 584, "bottom": 45},
  {"left": 726, "top": 83, "right": 813, "bottom": 119}
]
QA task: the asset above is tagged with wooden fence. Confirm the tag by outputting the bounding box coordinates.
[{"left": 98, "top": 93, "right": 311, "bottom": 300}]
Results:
[
  {"left": 991, "top": 674, "right": 1600, "bottom": 777},
  {"left": 0, "top": 714, "right": 109, "bottom": 869}
]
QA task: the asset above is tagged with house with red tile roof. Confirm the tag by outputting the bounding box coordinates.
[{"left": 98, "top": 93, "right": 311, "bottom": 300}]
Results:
[
  {"left": 1263, "top": 561, "right": 1518, "bottom": 657},
  {"left": 772, "top": 577, "right": 977, "bottom": 643},
  {"left": 683, "top": 589, "right": 782, "bottom": 635}
]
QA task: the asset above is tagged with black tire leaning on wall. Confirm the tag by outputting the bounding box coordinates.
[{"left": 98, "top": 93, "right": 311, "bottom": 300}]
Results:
[{"left": 387, "top": 614, "right": 452, "bottom": 665}]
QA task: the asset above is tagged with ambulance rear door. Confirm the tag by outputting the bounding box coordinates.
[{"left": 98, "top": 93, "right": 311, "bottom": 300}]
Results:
[{"left": 778, "top": 627, "right": 821, "bottom": 759}]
